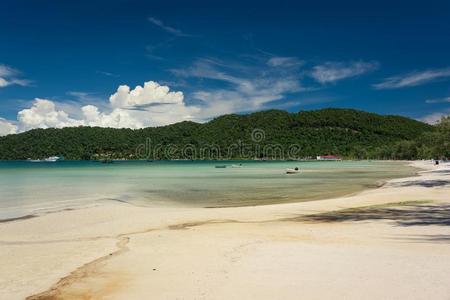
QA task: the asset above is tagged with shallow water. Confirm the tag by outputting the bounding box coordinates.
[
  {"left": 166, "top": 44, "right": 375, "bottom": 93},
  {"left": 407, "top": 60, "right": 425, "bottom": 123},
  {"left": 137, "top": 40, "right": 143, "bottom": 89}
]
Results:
[{"left": 0, "top": 160, "right": 416, "bottom": 220}]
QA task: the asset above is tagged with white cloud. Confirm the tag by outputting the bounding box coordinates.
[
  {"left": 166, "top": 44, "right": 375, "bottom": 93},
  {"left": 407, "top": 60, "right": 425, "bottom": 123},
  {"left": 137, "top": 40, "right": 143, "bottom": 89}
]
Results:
[
  {"left": 373, "top": 68, "right": 450, "bottom": 89},
  {"left": 419, "top": 111, "right": 449, "bottom": 125},
  {"left": 89, "top": 81, "right": 198, "bottom": 128},
  {"left": 0, "top": 64, "right": 30, "bottom": 88},
  {"left": 81, "top": 105, "right": 142, "bottom": 129},
  {"left": 1, "top": 54, "right": 343, "bottom": 135},
  {"left": 109, "top": 81, "right": 184, "bottom": 108},
  {"left": 171, "top": 58, "right": 241, "bottom": 84},
  {"left": 311, "top": 61, "right": 379, "bottom": 84},
  {"left": 0, "top": 77, "right": 9, "bottom": 88},
  {"left": 81, "top": 105, "right": 100, "bottom": 122},
  {"left": 17, "top": 98, "right": 84, "bottom": 131},
  {"left": 39, "top": 92, "right": 110, "bottom": 121},
  {"left": 425, "top": 96, "right": 450, "bottom": 104},
  {"left": 66, "top": 91, "right": 104, "bottom": 103},
  {"left": 0, "top": 81, "right": 199, "bottom": 135},
  {"left": 0, "top": 118, "right": 17, "bottom": 136},
  {"left": 148, "top": 17, "right": 191, "bottom": 37},
  {"left": 0, "top": 56, "right": 306, "bottom": 135},
  {"left": 172, "top": 58, "right": 303, "bottom": 119},
  {"left": 96, "top": 70, "right": 119, "bottom": 77},
  {"left": 267, "top": 57, "right": 303, "bottom": 67},
  {"left": 0, "top": 65, "right": 18, "bottom": 77}
]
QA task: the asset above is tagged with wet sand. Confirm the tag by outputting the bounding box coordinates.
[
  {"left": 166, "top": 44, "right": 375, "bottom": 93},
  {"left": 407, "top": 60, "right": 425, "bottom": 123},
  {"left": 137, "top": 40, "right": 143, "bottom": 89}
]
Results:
[{"left": 1, "top": 161, "right": 450, "bottom": 299}]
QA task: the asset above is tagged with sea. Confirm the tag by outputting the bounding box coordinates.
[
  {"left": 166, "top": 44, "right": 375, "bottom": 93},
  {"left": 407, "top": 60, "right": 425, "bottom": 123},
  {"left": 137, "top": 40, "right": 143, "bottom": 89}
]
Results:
[{"left": 0, "top": 160, "right": 416, "bottom": 220}]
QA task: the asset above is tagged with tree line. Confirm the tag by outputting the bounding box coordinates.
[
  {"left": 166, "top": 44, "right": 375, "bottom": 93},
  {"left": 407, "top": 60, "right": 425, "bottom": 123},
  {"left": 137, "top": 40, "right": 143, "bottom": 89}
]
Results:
[{"left": 0, "top": 108, "right": 447, "bottom": 160}]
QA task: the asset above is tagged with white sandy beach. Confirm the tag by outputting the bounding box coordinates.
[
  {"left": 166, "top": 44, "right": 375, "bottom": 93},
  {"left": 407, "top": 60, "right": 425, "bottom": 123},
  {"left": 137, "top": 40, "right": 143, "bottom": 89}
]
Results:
[{"left": 1, "top": 160, "right": 450, "bottom": 300}]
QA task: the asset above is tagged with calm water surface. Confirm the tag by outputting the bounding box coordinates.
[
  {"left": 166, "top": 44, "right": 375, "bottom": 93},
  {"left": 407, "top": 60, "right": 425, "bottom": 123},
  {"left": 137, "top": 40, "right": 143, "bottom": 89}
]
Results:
[{"left": 0, "top": 160, "right": 416, "bottom": 220}]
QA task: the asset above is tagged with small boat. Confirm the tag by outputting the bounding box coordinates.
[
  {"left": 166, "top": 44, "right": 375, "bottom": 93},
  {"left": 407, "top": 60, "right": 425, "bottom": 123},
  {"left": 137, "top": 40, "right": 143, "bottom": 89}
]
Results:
[
  {"left": 215, "top": 165, "right": 227, "bottom": 168},
  {"left": 286, "top": 167, "right": 300, "bottom": 174},
  {"left": 44, "top": 156, "right": 61, "bottom": 162},
  {"left": 231, "top": 164, "right": 243, "bottom": 168},
  {"left": 27, "top": 156, "right": 61, "bottom": 163},
  {"left": 27, "top": 159, "right": 42, "bottom": 162}
]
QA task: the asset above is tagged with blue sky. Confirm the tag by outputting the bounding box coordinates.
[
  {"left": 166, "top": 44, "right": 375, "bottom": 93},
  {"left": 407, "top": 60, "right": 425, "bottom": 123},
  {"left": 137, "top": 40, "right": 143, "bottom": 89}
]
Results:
[{"left": 1, "top": 0, "right": 450, "bottom": 134}]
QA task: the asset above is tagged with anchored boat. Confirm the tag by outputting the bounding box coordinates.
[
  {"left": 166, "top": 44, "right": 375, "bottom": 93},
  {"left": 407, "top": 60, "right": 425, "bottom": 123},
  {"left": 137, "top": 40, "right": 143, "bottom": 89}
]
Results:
[
  {"left": 286, "top": 167, "right": 300, "bottom": 174},
  {"left": 27, "top": 156, "right": 62, "bottom": 163}
]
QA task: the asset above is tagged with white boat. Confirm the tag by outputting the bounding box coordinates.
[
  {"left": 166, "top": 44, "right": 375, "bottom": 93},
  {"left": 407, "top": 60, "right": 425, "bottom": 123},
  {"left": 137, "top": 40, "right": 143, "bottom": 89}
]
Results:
[
  {"left": 231, "top": 164, "right": 243, "bottom": 168},
  {"left": 286, "top": 167, "right": 300, "bottom": 174},
  {"left": 27, "top": 159, "right": 43, "bottom": 162},
  {"left": 316, "top": 155, "right": 342, "bottom": 161},
  {"left": 27, "top": 156, "right": 61, "bottom": 163},
  {"left": 44, "top": 156, "right": 61, "bottom": 162}
]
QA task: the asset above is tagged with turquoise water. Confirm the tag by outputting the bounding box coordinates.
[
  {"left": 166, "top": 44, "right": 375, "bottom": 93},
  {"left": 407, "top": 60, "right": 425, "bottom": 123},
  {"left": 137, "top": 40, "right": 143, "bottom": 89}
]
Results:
[{"left": 0, "top": 160, "right": 416, "bottom": 220}]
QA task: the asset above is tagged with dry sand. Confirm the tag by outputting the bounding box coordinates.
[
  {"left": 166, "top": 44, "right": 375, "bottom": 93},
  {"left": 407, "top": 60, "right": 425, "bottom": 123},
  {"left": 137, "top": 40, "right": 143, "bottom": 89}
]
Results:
[{"left": 1, "top": 160, "right": 449, "bottom": 299}]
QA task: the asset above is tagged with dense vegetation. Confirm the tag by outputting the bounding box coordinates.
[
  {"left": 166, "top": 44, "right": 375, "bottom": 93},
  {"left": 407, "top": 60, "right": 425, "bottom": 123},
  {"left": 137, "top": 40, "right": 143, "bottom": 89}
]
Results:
[{"left": 0, "top": 108, "right": 447, "bottom": 160}]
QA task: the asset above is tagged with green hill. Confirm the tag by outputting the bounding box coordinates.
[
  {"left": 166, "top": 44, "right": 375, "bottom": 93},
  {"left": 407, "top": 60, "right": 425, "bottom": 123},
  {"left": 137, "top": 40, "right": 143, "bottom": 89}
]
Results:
[{"left": 0, "top": 108, "right": 436, "bottom": 160}]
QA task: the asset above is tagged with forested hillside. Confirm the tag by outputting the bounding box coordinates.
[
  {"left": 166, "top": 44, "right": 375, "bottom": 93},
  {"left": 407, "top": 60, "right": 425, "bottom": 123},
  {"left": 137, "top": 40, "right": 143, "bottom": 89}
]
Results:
[{"left": 0, "top": 108, "right": 444, "bottom": 160}]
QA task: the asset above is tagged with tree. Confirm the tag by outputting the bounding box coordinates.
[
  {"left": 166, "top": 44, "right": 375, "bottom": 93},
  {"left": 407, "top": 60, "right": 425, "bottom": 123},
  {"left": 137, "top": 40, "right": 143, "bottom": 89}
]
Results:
[{"left": 435, "top": 115, "right": 450, "bottom": 159}]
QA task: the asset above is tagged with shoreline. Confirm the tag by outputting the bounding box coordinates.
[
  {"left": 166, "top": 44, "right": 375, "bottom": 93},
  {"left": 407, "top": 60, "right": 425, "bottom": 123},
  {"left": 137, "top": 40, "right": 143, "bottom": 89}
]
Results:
[{"left": 1, "top": 160, "right": 449, "bottom": 299}]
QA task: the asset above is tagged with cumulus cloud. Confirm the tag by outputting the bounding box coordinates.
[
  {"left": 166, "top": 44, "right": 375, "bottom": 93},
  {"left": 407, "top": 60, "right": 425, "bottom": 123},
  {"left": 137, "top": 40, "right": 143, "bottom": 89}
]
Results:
[
  {"left": 3, "top": 54, "right": 356, "bottom": 136},
  {"left": 17, "top": 98, "right": 83, "bottom": 131},
  {"left": 0, "top": 64, "right": 30, "bottom": 88},
  {"left": 103, "top": 81, "right": 198, "bottom": 127},
  {"left": 373, "top": 68, "right": 450, "bottom": 89},
  {"left": 0, "top": 81, "right": 200, "bottom": 136},
  {"left": 109, "top": 81, "right": 184, "bottom": 108},
  {"left": 82, "top": 81, "right": 198, "bottom": 128},
  {"left": 0, "top": 118, "right": 17, "bottom": 136},
  {"left": 419, "top": 111, "right": 449, "bottom": 125},
  {"left": 311, "top": 61, "right": 379, "bottom": 84},
  {"left": 0, "top": 55, "right": 308, "bottom": 136},
  {"left": 81, "top": 105, "right": 141, "bottom": 129}
]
